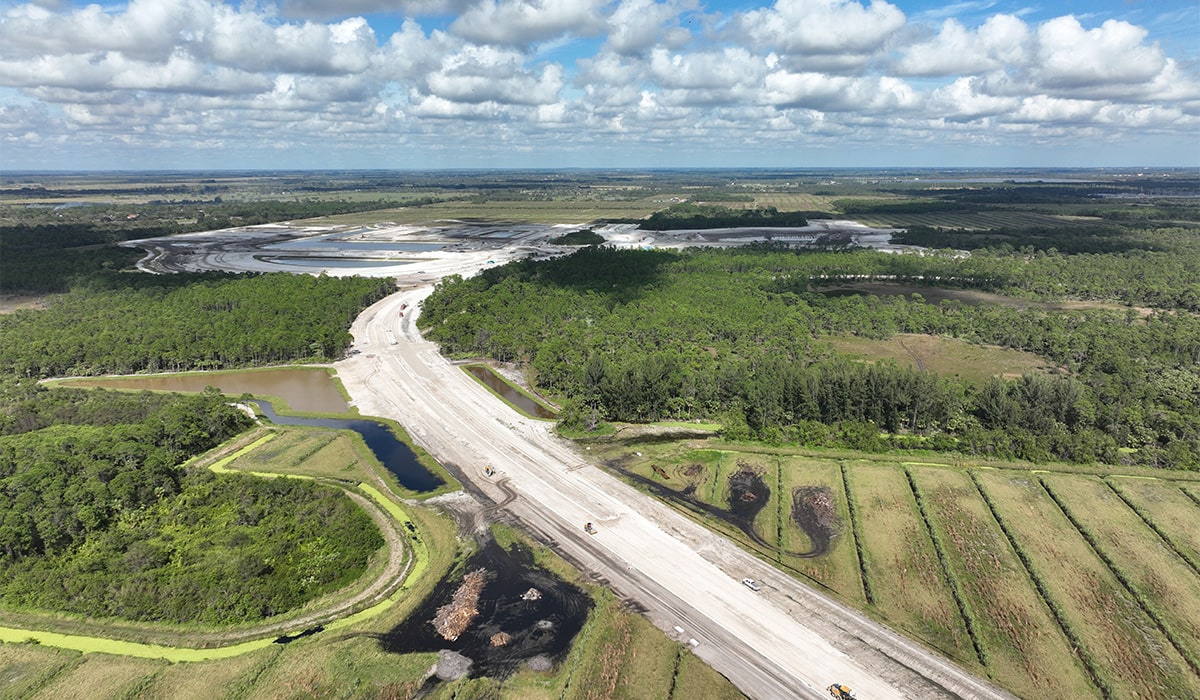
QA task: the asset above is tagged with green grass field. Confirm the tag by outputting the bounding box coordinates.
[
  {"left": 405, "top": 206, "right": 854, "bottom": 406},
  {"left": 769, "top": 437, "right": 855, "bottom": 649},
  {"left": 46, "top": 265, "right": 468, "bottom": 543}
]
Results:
[
  {"left": 1042, "top": 474, "right": 1200, "bottom": 671},
  {"left": 589, "top": 436, "right": 1200, "bottom": 699},
  {"left": 0, "top": 428, "right": 746, "bottom": 700},
  {"left": 976, "top": 470, "right": 1200, "bottom": 698},
  {"left": 823, "top": 333, "right": 1053, "bottom": 381},
  {"left": 910, "top": 468, "right": 1094, "bottom": 697}
]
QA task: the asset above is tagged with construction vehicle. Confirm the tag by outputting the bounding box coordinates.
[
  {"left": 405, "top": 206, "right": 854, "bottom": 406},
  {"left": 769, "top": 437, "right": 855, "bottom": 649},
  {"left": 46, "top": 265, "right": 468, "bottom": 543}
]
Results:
[
  {"left": 485, "top": 465, "right": 495, "bottom": 477},
  {"left": 827, "top": 684, "right": 856, "bottom": 700},
  {"left": 584, "top": 522, "right": 597, "bottom": 535}
]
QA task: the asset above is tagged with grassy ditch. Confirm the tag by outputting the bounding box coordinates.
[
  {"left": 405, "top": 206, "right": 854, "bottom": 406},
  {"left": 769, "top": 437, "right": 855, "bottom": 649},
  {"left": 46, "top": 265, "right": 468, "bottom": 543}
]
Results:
[
  {"left": 976, "top": 470, "right": 1199, "bottom": 698},
  {"left": 1041, "top": 475, "right": 1200, "bottom": 674},
  {"left": 586, "top": 436, "right": 1200, "bottom": 699},
  {"left": 912, "top": 468, "right": 1095, "bottom": 697}
]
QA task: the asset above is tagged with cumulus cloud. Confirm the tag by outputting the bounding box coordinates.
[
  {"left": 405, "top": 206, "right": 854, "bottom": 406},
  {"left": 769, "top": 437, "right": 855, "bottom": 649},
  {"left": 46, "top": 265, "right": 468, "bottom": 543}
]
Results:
[
  {"left": 927, "top": 77, "right": 1020, "bottom": 120},
  {"left": 734, "top": 0, "right": 905, "bottom": 61},
  {"left": 1034, "top": 17, "right": 1166, "bottom": 90},
  {"left": 763, "top": 71, "right": 919, "bottom": 112},
  {"left": 450, "top": 0, "right": 606, "bottom": 46},
  {"left": 605, "top": 0, "right": 695, "bottom": 55},
  {"left": 0, "top": 0, "right": 1196, "bottom": 166},
  {"left": 896, "top": 14, "right": 1028, "bottom": 76}
]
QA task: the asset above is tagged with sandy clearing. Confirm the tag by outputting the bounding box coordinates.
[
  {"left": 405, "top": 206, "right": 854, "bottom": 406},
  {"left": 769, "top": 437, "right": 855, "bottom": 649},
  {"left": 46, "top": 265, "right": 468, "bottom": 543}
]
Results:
[{"left": 333, "top": 287, "right": 1018, "bottom": 700}]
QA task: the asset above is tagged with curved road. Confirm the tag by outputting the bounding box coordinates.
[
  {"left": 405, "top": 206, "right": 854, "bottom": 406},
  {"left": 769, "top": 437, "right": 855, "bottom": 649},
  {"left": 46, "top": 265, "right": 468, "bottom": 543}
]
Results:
[{"left": 335, "top": 287, "right": 1018, "bottom": 700}]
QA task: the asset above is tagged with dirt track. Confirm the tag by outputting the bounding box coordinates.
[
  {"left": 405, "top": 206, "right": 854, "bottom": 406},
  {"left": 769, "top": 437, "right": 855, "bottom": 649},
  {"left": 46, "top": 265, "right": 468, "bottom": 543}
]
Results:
[{"left": 334, "top": 287, "right": 1019, "bottom": 700}]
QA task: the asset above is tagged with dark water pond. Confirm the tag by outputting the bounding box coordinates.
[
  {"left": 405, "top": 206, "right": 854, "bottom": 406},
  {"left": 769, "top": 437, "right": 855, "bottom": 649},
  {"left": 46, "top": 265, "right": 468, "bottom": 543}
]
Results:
[
  {"left": 60, "top": 368, "right": 349, "bottom": 413},
  {"left": 464, "top": 365, "right": 556, "bottom": 419},
  {"left": 252, "top": 400, "right": 443, "bottom": 493},
  {"left": 377, "top": 537, "right": 590, "bottom": 679}
]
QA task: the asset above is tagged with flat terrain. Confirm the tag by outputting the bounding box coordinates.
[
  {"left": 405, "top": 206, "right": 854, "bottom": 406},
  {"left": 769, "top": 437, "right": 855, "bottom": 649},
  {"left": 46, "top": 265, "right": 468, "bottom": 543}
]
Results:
[{"left": 332, "top": 286, "right": 1017, "bottom": 700}]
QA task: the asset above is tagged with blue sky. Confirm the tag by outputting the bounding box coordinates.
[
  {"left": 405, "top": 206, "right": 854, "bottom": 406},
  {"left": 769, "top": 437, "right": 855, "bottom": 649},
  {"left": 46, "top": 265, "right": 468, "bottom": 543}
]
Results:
[{"left": 1, "top": 0, "right": 1197, "bottom": 170}]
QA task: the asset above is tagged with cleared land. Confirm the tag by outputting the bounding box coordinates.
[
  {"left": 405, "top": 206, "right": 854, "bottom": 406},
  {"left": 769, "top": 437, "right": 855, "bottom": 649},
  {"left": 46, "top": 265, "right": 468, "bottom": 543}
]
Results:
[
  {"left": 823, "top": 333, "right": 1052, "bottom": 381},
  {"left": 593, "top": 435, "right": 1200, "bottom": 699}
]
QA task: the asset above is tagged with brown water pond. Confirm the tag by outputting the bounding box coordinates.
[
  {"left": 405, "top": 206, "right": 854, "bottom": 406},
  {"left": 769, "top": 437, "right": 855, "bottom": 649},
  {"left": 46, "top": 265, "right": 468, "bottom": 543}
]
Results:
[
  {"left": 56, "top": 367, "right": 348, "bottom": 414},
  {"left": 463, "top": 365, "right": 556, "bottom": 419}
]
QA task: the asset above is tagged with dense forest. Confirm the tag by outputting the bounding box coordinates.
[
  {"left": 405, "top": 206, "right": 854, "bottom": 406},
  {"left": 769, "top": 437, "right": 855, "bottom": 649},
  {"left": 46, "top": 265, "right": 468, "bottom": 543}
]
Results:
[
  {"left": 0, "top": 272, "right": 394, "bottom": 376},
  {"left": 419, "top": 240, "right": 1200, "bottom": 468},
  {"left": 629, "top": 203, "right": 809, "bottom": 230},
  {"left": 0, "top": 384, "right": 382, "bottom": 623}
]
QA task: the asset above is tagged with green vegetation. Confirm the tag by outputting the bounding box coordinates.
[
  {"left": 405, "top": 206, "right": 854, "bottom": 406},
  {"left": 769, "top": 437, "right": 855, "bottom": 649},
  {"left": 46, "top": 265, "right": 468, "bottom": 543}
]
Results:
[
  {"left": 0, "top": 273, "right": 395, "bottom": 376},
  {"left": 420, "top": 243, "right": 1200, "bottom": 467},
  {"left": 0, "top": 384, "right": 382, "bottom": 625},
  {"left": 633, "top": 202, "right": 808, "bottom": 230},
  {"left": 549, "top": 228, "right": 606, "bottom": 245},
  {"left": 0, "top": 518, "right": 745, "bottom": 700},
  {"left": 593, "top": 438, "right": 1200, "bottom": 698}
]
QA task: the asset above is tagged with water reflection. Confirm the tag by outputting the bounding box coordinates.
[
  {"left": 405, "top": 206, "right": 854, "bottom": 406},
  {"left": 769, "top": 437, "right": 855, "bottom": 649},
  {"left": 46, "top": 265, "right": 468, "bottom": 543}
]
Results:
[
  {"left": 252, "top": 400, "right": 443, "bottom": 493},
  {"left": 464, "top": 365, "right": 557, "bottom": 419}
]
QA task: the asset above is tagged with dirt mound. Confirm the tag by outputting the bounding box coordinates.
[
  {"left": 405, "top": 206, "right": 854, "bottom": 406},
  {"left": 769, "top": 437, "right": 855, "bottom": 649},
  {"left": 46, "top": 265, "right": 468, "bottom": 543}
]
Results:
[
  {"left": 791, "top": 486, "right": 843, "bottom": 557},
  {"left": 727, "top": 467, "right": 770, "bottom": 522},
  {"left": 434, "top": 568, "right": 488, "bottom": 641}
]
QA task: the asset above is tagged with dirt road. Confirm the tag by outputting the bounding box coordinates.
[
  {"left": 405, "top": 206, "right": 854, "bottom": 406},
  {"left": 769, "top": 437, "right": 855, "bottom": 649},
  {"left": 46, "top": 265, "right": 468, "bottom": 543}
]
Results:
[{"left": 334, "top": 287, "right": 1017, "bottom": 700}]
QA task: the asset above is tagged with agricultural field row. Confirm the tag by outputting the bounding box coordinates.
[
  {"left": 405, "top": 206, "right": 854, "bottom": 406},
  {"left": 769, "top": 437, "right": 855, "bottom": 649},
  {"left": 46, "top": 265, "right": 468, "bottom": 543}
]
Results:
[
  {"left": 853, "top": 210, "right": 1091, "bottom": 230},
  {"left": 747, "top": 193, "right": 837, "bottom": 212},
  {"left": 605, "top": 444, "right": 1200, "bottom": 699}
]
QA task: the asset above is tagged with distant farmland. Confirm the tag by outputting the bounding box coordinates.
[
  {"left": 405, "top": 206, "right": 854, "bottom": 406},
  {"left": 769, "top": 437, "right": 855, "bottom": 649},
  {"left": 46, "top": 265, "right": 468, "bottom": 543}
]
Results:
[{"left": 606, "top": 443, "right": 1200, "bottom": 699}]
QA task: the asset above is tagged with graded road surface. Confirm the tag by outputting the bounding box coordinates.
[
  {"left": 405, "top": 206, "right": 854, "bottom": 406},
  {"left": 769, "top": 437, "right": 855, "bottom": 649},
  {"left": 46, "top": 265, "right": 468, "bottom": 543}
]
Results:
[{"left": 334, "top": 287, "right": 1019, "bottom": 700}]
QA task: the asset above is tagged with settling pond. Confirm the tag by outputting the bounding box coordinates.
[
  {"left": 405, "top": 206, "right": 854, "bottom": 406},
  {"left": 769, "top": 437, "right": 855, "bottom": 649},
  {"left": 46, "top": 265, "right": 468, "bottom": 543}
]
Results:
[
  {"left": 464, "top": 365, "right": 557, "bottom": 419},
  {"left": 58, "top": 368, "right": 442, "bottom": 492}
]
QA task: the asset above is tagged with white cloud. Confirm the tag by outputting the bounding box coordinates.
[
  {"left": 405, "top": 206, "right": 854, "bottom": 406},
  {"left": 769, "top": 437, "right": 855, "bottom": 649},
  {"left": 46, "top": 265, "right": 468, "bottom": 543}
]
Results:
[
  {"left": 0, "top": 0, "right": 1197, "bottom": 167},
  {"left": 1034, "top": 17, "right": 1166, "bottom": 90},
  {"left": 763, "top": 71, "right": 919, "bottom": 112},
  {"left": 605, "top": 0, "right": 695, "bottom": 55},
  {"left": 450, "top": 0, "right": 606, "bottom": 46},
  {"left": 734, "top": 0, "right": 905, "bottom": 61},
  {"left": 928, "top": 76, "right": 1020, "bottom": 120},
  {"left": 648, "top": 48, "right": 764, "bottom": 91},
  {"left": 897, "top": 14, "right": 1028, "bottom": 76},
  {"left": 423, "top": 45, "right": 564, "bottom": 105}
]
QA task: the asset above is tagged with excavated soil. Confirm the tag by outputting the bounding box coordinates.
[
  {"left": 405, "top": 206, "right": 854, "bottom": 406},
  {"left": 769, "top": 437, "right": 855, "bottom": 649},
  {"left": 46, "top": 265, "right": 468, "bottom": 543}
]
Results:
[
  {"left": 727, "top": 464, "right": 770, "bottom": 524},
  {"left": 378, "top": 538, "right": 590, "bottom": 679},
  {"left": 791, "top": 486, "right": 843, "bottom": 557}
]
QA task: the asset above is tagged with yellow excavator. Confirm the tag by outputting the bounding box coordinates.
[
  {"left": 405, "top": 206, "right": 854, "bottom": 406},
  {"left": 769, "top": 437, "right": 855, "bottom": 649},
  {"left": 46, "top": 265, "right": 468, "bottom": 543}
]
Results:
[{"left": 827, "top": 684, "right": 856, "bottom": 700}]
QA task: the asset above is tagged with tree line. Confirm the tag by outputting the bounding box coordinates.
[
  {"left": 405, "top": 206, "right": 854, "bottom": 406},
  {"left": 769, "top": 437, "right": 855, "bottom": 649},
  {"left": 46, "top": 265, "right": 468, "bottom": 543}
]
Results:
[
  {"left": 419, "top": 243, "right": 1200, "bottom": 468},
  {"left": 0, "top": 271, "right": 395, "bottom": 377}
]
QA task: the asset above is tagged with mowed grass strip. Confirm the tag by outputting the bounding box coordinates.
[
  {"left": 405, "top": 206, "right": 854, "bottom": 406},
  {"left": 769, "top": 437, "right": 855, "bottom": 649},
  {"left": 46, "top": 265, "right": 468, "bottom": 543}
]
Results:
[
  {"left": 1108, "top": 477, "right": 1200, "bottom": 574},
  {"left": 1042, "top": 474, "right": 1200, "bottom": 674},
  {"left": 778, "top": 457, "right": 866, "bottom": 605},
  {"left": 976, "top": 471, "right": 1200, "bottom": 698},
  {"left": 750, "top": 193, "right": 837, "bottom": 212},
  {"left": 844, "top": 464, "right": 973, "bottom": 661},
  {"left": 0, "top": 643, "right": 82, "bottom": 699},
  {"left": 223, "top": 428, "right": 365, "bottom": 482},
  {"left": 669, "top": 650, "right": 748, "bottom": 700},
  {"left": 136, "top": 646, "right": 278, "bottom": 700},
  {"left": 29, "top": 654, "right": 165, "bottom": 700},
  {"left": 912, "top": 468, "right": 1095, "bottom": 698}
]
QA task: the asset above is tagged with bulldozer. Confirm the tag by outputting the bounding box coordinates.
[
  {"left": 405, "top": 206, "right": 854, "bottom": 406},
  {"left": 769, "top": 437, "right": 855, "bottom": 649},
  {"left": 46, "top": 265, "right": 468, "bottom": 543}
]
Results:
[
  {"left": 584, "top": 522, "right": 597, "bottom": 535},
  {"left": 827, "top": 684, "right": 856, "bottom": 700}
]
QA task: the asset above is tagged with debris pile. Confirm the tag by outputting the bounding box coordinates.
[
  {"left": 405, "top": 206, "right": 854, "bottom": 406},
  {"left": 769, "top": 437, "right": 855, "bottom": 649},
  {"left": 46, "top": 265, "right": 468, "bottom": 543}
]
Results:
[
  {"left": 434, "top": 568, "right": 488, "bottom": 641},
  {"left": 521, "top": 588, "right": 542, "bottom": 601},
  {"left": 490, "top": 632, "right": 512, "bottom": 647}
]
